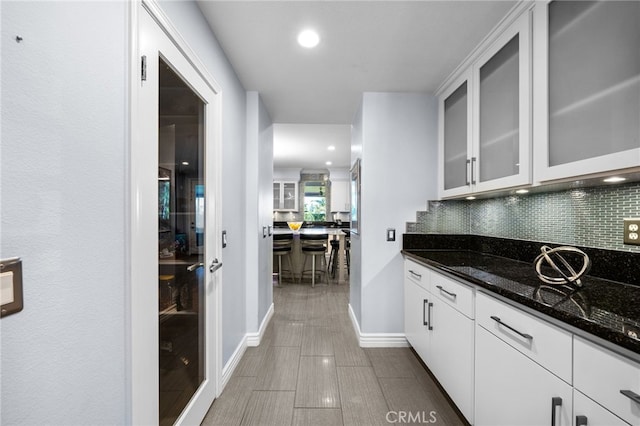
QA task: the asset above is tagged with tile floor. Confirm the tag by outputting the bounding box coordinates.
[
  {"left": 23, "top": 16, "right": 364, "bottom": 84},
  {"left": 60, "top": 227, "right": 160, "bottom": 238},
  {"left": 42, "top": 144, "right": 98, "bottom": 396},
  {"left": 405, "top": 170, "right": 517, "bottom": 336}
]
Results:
[{"left": 201, "top": 281, "right": 466, "bottom": 425}]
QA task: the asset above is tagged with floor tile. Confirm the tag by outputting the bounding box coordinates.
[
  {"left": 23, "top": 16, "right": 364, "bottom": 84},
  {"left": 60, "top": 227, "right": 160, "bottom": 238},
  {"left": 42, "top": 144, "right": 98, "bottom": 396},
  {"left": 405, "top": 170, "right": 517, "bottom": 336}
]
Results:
[
  {"left": 254, "top": 346, "right": 300, "bottom": 391},
  {"left": 240, "top": 391, "right": 295, "bottom": 426},
  {"left": 271, "top": 321, "right": 304, "bottom": 347},
  {"left": 365, "top": 347, "right": 419, "bottom": 378},
  {"left": 201, "top": 376, "right": 256, "bottom": 426},
  {"left": 337, "top": 366, "right": 390, "bottom": 426},
  {"left": 301, "top": 326, "right": 334, "bottom": 356},
  {"left": 292, "top": 408, "right": 344, "bottom": 426},
  {"left": 294, "top": 356, "right": 340, "bottom": 408}
]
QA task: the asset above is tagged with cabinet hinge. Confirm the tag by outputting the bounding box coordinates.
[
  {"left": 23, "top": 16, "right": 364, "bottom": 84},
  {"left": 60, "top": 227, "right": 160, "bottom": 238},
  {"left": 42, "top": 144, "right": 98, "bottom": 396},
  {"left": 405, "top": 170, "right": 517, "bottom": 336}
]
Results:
[{"left": 141, "top": 55, "right": 147, "bottom": 81}]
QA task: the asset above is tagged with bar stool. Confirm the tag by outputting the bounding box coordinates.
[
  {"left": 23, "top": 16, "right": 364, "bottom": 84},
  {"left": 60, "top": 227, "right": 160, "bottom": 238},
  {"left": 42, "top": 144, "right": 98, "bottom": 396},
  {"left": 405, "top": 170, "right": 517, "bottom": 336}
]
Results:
[
  {"left": 273, "top": 233, "right": 295, "bottom": 285},
  {"left": 300, "top": 233, "right": 328, "bottom": 287},
  {"left": 328, "top": 238, "right": 340, "bottom": 278}
]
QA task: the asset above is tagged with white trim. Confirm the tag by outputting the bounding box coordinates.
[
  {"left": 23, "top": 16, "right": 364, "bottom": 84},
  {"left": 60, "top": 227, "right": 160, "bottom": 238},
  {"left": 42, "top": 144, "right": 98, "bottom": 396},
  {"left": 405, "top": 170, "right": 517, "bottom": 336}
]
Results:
[
  {"left": 348, "top": 304, "right": 409, "bottom": 348},
  {"left": 220, "top": 336, "right": 248, "bottom": 394},
  {"left": 247, "top": 303, "right": 275, "bottom": 347}
]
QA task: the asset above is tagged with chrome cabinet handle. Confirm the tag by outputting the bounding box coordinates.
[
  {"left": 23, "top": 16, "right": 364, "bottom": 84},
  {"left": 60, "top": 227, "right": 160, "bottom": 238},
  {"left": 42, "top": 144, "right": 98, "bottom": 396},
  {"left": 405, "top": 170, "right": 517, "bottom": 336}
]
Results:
[
  {"left": 436, "top": 285, "right": 457, "bottom": 299},
  {"left": 620, "top": 390, "right": 640, "bottom": 404},
  {"left": 409, "top": 270, "right": 422, "bottom": 279},
  {"left": 428, "top": 302, "right": 433, "bottom": 331},
  {"left": 466, "top": 159, "right": 471, "bottom": 186},
  {"left": 471, "top": 157, "right": 477, "bottom": 184},
  {"left": 423, "top": 299, "right": 429, "bottom": 326},
  {"left": 575, "top": 415, "right": 587, "bottom": 426},
  {"left": 209, "top": 258, "right": 223, "bottom": 273},
  {"left": 551, "top": 397, "right": 562, "bottom": 426},
  {"left": 491, "top": 316, "right": 533, "bottom": 340}
]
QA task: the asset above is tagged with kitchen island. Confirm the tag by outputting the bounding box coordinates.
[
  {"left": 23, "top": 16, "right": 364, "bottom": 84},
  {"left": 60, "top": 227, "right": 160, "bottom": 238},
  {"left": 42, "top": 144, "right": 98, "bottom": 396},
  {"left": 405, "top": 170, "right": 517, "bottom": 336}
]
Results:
[{"left": 273, "top": 227, "right": 349, "bottom": 284}]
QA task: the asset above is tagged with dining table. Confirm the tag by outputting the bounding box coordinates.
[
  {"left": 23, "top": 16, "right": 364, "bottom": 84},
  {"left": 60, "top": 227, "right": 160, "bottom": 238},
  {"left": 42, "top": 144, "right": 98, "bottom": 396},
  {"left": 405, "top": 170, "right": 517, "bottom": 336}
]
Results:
[{"left": 272, "top": 227, "right": 349, "bottom": 284}]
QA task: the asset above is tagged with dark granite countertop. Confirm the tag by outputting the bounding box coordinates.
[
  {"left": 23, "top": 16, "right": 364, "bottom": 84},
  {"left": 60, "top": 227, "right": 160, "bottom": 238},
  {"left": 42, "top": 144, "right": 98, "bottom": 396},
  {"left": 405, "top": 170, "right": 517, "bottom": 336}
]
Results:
[{"left": 402, "top": 248, "right": 640, "bottom": 356}]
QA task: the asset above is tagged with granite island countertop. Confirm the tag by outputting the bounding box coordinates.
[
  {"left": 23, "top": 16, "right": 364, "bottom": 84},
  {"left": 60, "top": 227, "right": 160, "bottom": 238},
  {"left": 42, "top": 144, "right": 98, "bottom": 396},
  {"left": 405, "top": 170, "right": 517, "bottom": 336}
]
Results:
[{"left": 402, "top": 248, "right": 640, "bottom": 358}]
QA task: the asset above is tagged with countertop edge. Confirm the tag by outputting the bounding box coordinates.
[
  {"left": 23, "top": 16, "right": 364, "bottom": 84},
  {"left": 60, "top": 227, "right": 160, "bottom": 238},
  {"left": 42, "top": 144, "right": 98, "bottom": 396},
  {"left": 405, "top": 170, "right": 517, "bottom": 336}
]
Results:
[{"left": 401, "top": 250, "right": 640, "bottom": 364}]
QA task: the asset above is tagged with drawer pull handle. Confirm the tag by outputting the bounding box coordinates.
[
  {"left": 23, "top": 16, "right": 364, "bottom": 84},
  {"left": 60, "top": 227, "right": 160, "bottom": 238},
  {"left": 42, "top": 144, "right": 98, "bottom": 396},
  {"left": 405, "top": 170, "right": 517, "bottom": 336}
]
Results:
[
  {"left": 551, "top": 397, "right": 562, "bottom": 426},
  {"left": 436, "top": 285, "right": 457, "bottom": 298},
  {"left": 575, "top": 415, "right": 588, "bottom": 426},
  {"left": 422, "top": 299, "right": 429, "bottom": 326},
  {"left": 428, "top": 302, "right": 433, "bottom": 331},
  {"left": 620, "top": 389, "right": 640, "bottom": 404},
  {"left": 409, "top": 270, "right": 422, "bottom": 279},
  {"left": 491, "top": 316, "right": 533, "bottom": 340}
]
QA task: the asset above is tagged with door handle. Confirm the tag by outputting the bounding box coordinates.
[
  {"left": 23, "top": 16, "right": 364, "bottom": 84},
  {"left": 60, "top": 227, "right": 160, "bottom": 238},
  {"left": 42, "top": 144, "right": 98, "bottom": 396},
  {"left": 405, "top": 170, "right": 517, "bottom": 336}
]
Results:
[
  {"left": 620, "top": 389, "right": 640, "bottom": 404},
  {"left": 209, "top": 258, "right": 223, "bottom": 273},
  {"left": 422, "top": 299, "right": 429, "bottom": 326},
  {"left": 187, "top": 262, "right": 204, "bottom": 272}
]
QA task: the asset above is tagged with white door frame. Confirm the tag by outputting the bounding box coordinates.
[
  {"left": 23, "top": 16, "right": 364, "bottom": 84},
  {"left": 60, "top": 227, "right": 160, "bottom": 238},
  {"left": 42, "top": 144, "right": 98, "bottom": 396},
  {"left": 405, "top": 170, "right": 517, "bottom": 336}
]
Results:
[{"left": 129, "top": 1, "right": 223, "bottom": 424}]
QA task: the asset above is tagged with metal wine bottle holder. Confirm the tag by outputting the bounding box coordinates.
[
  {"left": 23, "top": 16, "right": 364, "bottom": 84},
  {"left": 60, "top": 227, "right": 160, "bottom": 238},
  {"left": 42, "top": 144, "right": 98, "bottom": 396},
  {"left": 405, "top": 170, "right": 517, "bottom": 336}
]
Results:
[{"left": 534, "top": 245, "right": 591, "bottom": 287}]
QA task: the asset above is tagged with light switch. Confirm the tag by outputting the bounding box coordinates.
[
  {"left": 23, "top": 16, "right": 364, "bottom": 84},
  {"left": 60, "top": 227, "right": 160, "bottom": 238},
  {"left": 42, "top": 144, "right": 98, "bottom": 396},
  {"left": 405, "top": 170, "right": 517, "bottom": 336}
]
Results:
[
  {"left": 387, "top": 228, "right": 396, "bottom": 242},
  {"left": 1, "top": 257, "right": 23, "bottom": 318}
]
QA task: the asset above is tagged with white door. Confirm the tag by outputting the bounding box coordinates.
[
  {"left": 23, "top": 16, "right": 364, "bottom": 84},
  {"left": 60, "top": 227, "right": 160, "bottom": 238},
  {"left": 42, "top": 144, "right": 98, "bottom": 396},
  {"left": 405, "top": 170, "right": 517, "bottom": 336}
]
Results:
[{"left": 132, "top": 3, "right": 222, "bottom": 425}]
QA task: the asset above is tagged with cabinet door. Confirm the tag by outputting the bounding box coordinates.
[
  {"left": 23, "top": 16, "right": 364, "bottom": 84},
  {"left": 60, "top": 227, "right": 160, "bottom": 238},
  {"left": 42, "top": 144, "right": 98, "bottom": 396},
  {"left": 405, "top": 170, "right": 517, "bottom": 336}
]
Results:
[
  {"left": 475, "top": 325, "right": 572, "bottom": 426},
  {"left": 404, "top": 279, "right": 431, "bottom": 362},
  {"left": 473, "top": 12, "right": 531, "bottom": 193},
  {"left": 439, "top": 70, "right": 473, "bottom": 198},
  {"left": 273, "top": 182, "right": 281, "bottom": 210},
  {"left": 573, "top": 390, "right": 629, "bottom": 426},
  {"left": 430, "top": 299, "right": 474, "bottom": 423},
  {"left": 533, "top": 1, "right": 640, "bottom": 182},
  {"left": 330, "top": 180, "right": 350, "bottom": 212}
]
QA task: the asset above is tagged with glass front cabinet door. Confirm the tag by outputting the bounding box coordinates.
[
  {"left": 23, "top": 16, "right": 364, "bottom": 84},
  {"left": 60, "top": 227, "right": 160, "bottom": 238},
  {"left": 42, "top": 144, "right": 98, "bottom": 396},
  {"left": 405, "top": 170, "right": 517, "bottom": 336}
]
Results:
[
  {"left": 273, "top": 181, "right": 299, "bottom": 212},
  {"left": 533, "top": 1, "right": 640, "bottom": 182},
  {"left": 439, "top": 13, "right": 531, "bottom": 198}
]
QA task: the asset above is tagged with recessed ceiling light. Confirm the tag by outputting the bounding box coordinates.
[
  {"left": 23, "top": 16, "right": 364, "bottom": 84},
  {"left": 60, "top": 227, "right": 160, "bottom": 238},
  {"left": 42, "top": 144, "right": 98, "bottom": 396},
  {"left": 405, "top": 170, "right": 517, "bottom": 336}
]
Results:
[
  {"left": 297, "top": 29, "right": 320, "bottom": 48},
  {"left": 466, "top": 196, "right": 476, "bottom": 200},
  {"left": 181, "top": 161, "right": 189, "bottom": 166},
  {"left": 515, "top": 189, "right": 529, "bottom": 194},
  {"left": 327, "top": 145, "right": 335, "bottom": 151},
  {"left": 603, "top": 176, "right": 626, "bottom": 183},
  {"left": 325, "top": 161, "right": 332, "bottom": 166}
]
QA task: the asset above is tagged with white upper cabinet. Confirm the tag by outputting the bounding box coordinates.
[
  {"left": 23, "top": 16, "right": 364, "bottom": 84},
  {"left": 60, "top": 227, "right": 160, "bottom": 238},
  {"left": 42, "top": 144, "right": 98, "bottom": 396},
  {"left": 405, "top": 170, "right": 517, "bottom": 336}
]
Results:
[
  {"left": 273, "top": 181, "right": 298, "bottom": 211},
  {"left": 330, "top": 180, "right": 350, "bottom": 212},
  {"left": 439, "top": 13, "right": 532, "bottom": 198},
  {"left": 533, "top": 0, "right": 640, "bottom": 182}
]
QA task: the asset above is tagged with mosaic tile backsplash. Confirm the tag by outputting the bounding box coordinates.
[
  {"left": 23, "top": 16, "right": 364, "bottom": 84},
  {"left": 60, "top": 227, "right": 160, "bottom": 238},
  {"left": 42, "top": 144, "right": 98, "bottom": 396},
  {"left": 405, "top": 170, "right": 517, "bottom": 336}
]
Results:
[{"left": 407, "top": 182, "right": 640, "bottom": 253}]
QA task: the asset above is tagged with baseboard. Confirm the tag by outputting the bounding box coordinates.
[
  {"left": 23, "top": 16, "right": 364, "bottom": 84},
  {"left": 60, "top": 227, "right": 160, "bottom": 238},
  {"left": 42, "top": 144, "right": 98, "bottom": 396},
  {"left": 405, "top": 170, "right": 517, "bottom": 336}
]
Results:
[
  {"left": 348, "top": 303, "right": 409, "bottom": 348},
  {"left": 246, "top": 302, "right": 274, "bottom": 347},
  {"left": 220, "top": 335, "right": 247, "bottom": 393}
]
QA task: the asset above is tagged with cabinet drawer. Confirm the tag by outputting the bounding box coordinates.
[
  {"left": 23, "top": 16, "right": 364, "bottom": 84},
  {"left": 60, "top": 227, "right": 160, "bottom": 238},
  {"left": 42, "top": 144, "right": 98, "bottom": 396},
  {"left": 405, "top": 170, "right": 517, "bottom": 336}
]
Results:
[
  {"left": 574, "top": 390, "right": 629, "bottom": 426},
  {"left": 430, "top": 271, "right": 474, "bottom": 319},
  {"left": 405, "top": 259, "right": 430, "bottom": 292},
  {"left": 476, "top": 292, "right": 572, "bottom": 383},
  {"left": 574, "top": 336, "right": 640, "bottom": 425}
]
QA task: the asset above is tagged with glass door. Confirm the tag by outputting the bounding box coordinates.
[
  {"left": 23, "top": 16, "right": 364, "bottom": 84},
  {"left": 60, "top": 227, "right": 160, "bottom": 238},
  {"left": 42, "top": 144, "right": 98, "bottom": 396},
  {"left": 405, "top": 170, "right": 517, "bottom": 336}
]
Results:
[
  {"left": 134, "top": 5, "right": 221, "bottom": 425},
  {"left": 158, "top": 59, "right": 206, "bottom": 426}
]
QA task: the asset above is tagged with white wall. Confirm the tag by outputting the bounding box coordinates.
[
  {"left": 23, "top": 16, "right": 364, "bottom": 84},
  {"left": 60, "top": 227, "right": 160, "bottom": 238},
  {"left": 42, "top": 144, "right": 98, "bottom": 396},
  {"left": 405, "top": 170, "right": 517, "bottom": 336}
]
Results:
[
  {"left": 157, "top": 0, "right": 250, "bottom": 366},
  {"left": 1, "top": 2, "right": 128, "bottom": 424},
  {"left": 245, "top": 92, "right": 273, "bottom": 334},
  {"left": 351, "top": 93, "right": 438, "bottom": 334}
]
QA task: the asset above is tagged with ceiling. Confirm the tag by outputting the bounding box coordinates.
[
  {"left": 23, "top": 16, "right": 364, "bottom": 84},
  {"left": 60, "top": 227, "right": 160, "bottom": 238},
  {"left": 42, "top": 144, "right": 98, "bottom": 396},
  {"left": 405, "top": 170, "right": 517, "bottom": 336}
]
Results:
[{"left": 196, "top": 0, "right": 517, "bottom": 169}]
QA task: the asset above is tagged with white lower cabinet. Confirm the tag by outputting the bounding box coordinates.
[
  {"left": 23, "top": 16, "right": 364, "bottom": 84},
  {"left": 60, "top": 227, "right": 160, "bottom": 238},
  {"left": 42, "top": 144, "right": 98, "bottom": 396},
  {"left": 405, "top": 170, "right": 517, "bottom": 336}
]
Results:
[
  {"left": 430, "top": 296, "right": 474, "bottom": 421},
  {"left": 404, "top": 272, "right": 431, "bottom": 362},
  {"left": 403, "top": 259, "right": 640, "bottom": 426},
  {"left": 573, "top": 390, "right": 629, "bottom": 426},
  {"left": 475, "top": 325, "right": 572, "bottom": 426},
  {"left": 403, "top": 261, "right": 474, "bottom": 423}
]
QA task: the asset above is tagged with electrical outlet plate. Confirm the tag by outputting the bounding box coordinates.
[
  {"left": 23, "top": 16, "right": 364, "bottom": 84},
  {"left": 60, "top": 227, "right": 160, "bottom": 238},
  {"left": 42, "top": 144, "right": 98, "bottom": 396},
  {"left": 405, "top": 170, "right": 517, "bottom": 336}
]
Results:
[{"left": 623, "top": 218, "right": 640, "bottom": 245}]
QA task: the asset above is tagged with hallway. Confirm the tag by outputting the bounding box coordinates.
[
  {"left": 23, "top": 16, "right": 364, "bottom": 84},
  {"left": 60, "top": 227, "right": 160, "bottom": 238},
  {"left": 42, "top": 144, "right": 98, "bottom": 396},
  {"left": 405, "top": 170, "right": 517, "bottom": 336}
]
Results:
[{"left": 201, "top": 282, "right": 465, "bottom": 425}]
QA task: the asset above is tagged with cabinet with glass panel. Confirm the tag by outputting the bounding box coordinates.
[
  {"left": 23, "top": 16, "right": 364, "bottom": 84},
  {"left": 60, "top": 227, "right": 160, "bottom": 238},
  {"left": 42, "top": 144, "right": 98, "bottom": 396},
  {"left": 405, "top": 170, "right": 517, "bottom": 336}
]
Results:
[
  {"left": 273, "top": 181, "right": 298, "bottom": 211},
  {"left": 439, "top": 13, "right": 532, "bottom": 198},
  {"left": 533, "top": 0, "right": 640, "bottom": 182}
]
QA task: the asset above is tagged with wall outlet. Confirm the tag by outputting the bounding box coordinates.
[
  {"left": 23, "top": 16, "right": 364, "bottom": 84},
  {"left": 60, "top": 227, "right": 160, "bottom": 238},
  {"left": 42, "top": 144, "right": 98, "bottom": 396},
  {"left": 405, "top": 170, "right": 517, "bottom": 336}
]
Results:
[{"left": 623, "top": 218, "right": 640, "bottom": 245}]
